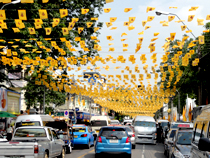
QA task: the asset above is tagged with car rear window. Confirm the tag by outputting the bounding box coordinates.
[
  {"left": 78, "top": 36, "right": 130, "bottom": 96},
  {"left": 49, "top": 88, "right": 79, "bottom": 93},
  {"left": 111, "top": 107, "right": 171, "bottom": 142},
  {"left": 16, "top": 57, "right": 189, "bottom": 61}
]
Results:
[
  {"left": 73, "top": 127, "right": 86, "bottom": 132},
  {"left": 177, "top": 131, "right": 192, "bottom": 145},
  {"left": 170, "top": 130, "right": 176, "bottom": 138},
  {"left": 58, "top": 134, "right": 68, "bottom": 140},
  {"left": 100, "top": 128, "right": 127, "bottom": 139},
  {"left": 14, "top": 128, "right": 46, "bottom": 137},
  {"left": 91, "top": 120, "right": 107, "bottom": 126}
]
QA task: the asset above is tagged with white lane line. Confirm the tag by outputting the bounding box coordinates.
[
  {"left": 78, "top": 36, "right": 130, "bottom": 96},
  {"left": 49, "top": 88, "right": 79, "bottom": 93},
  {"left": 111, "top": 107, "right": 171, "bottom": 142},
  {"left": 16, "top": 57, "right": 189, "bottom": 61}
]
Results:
[{"left": 142, "top": 144, "right": 145, "bottom": 158}]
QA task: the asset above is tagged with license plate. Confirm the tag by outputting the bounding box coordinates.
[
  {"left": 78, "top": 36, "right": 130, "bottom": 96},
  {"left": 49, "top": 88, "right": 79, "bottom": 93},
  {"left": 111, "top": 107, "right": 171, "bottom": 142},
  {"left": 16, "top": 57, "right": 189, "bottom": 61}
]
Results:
[
  {"left": 74, "top": 136, "right": 78, "bottom": 138},
  {"left": 109, "top": 140, "right": 118, "bottom": 143}
]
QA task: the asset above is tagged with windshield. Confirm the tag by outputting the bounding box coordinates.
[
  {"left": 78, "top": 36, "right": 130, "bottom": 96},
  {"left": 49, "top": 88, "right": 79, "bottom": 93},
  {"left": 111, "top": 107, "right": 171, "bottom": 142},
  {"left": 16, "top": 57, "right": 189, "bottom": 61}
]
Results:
[
  {"left": 177, "top": 131, "right": 192, "bottom": 145},
  {"left": 14, "top": 128, "right": 46, "bottom": 137},
  {"left": 91, "top": 120, "right": 107, "bottom": 126},
  {"left": 169, "top": 130, "right": 176, "bottom": 138},
  {"left": 15, "top": 121, "right": 41, "bottom": 128},
  {"left": 58, "top": 134, "right": 68, "bottom": 140},
  {"left": 134, "top": 121, "right": 156, "bottom": 127},
  {"left": 161, "top": 122, "right": 168, "bottom": 127},
  {"left": 100, "top": 128, "right": 127, "bottom": 139},
  {"left": 73, "top": 127, "right": 86, "bottom": 132}
]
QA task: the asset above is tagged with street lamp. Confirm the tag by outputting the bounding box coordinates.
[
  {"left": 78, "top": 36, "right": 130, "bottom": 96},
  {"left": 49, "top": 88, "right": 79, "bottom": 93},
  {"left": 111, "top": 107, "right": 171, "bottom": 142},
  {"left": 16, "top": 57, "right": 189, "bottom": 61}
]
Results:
[
  {"left": 1, "top": 0, "right": 21, "bottom": 10},
  {"left": 155, "top": 10, "right": 196, "bottom": 39}
]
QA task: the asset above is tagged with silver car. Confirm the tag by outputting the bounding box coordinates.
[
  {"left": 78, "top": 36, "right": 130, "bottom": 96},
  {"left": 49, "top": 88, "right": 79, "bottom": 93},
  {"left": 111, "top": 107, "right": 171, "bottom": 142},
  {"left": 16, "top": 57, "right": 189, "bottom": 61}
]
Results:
[{"left": 125, "top": 126, "right": 136, "bottom": 149}]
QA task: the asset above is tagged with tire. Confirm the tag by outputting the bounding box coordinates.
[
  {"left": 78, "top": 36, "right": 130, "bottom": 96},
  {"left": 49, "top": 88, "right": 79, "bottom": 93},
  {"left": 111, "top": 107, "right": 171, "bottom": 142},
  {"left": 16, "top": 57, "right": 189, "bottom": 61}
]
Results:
[
  {"left": 58, "top": 148, "right": 65, "bottom": 158},
  {"left": 86, "top": 141, "right": 90, "bottom": 149},
  {"left": 66, "top": 144, "right": 72, "bottom": 154},
  {"left": 132, "top": 144, "right": 136, "bottom": 149},
  {"left": 44, "top": 152, "right": 48, "bottom": 158},
  {"left": 95, "top": 153, "right": 100, "bottom": 158}
]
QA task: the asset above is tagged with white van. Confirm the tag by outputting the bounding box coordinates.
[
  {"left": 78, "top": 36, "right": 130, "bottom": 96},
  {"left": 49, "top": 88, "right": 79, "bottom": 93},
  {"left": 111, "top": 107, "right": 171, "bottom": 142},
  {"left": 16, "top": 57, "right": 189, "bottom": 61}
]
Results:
[
  {"left": 15, "top": 114, "right": 54, "bottom": 129},
  {"left": 132, "top": 116, "right": 156, "bottom": 144},
  {"left": 90, "top": 116, "right": 111, "bottom": 139}
]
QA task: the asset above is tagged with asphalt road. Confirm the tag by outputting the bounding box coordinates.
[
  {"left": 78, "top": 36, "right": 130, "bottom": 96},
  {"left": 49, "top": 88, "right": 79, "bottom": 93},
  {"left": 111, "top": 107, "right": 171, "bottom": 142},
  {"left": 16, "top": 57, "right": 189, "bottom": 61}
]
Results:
[{"left": 66, "top": 143, "right": 165, "bottom": 158}]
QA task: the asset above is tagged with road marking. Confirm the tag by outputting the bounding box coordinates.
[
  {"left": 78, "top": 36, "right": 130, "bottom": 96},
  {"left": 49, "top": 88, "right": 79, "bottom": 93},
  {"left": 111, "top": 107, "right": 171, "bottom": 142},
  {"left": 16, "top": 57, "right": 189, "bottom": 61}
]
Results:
[
  {"left": 142, "top": 144, "right": 145, "bottom": 158},
  {"left": 77, "top": 149, "right": 94, "bottom": 158}
]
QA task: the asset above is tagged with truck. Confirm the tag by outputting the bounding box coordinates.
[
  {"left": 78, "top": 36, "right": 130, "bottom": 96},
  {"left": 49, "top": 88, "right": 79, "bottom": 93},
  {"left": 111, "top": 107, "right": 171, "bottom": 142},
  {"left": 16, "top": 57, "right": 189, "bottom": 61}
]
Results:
[{"left": 0, "top": 126, "right": 65, "bottom": 158}]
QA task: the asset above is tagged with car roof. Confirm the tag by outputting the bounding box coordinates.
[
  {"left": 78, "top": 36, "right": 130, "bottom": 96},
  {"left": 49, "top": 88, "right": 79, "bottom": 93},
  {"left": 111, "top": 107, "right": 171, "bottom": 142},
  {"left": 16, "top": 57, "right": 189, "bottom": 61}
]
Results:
[
  {"left": 16, "top": 126, "right": 52, "bottom": 129},
  {"left": 101, "top": 126, "right": 126, "bottom": 129}
]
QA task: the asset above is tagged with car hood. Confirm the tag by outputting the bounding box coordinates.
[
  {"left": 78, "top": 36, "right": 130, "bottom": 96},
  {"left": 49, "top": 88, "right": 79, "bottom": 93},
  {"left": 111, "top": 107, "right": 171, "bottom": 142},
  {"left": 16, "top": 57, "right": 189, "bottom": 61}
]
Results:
[
  {"left": 134, "top": 127, "right": 156, "bottom": 135},
  {"left": 176, "top": 145, "right": 192, "bottom": 155}
]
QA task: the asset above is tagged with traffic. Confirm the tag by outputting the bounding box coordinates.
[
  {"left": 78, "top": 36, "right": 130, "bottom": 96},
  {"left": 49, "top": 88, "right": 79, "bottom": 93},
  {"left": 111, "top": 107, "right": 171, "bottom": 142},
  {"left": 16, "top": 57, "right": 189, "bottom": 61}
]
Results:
[{"left": 0, "top": 106, "right": 209, "bottom": 158}]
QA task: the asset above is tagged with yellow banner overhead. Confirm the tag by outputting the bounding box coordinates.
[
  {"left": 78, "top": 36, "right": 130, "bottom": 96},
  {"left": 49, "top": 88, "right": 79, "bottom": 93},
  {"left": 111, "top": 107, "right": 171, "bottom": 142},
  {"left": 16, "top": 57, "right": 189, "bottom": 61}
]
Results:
[{"left": 199, "top": 36, "right": 205, "bottom": 44}]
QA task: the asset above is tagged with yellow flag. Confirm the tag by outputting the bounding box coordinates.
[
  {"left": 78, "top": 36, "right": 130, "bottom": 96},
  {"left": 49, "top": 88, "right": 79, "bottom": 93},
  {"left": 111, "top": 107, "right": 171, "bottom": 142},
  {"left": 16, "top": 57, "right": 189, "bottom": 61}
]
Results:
[
  {"left": 52, "top": 18, "right": 60, "bottom": 27},
  {"left": 62, "top": 28, "right": 69, "bottom": 35},
  {"left": 91, "top": 17, "right": 98, "bottom": 21},
  {"left": 39, "top": 9, "right": 48, "bottom": 19},
  {"left": 121, "top": 32, "right": 127, "bottom": 37},
  {"left": 123, "top": 49, "right": 128, "bottom": 52},
  {"left": 21, "top": 0, "right": 33, "bottom": 3},
  {"left": 75, "top": 37, "right": 81, "bottom": 41},
  {"left": 154, "top": 32, "right": 159, "bottom": 36},
  {"left": 104, "top": 8, "right": 111, "bottom": 13},
  {"left": 45, "top": 28, "right": 51, "bottom": 35},
  {"left": 181, "top": 25, "right": 187, "bottom": 31},
  {"left": 123, "top": 43, "right": 128, "bottom": 47},
  {"left": 169, "top": 7, "right": 177, "bottom": 9},
  {"left": 138, "top": 31, "right": 144, "bottom": 35},
  {"left": 146, "top": 7, "right": 155, "bottom": 13},
  {"left": 0, "top": 10, "right": 6, "bottom": 20},
  {"left": 12, "top": 28, "right": 20, "bottom": 33},
  {"left": 199, "top": 36, "right": 205, "bottom": 44},
  {"left": 86, "top": 22, "right": 93, "bottom": 28},
  {"left": 147, "top": 16, "right": 154, "bottom": 22},
  {"left": 188, "top": 15, "right": 195, "bottom": 22},
  {"left": 18, "top": 10, "right": 27, "bottom": 20},
  {"left": 129, "top": 17, "right": 135, "bottom": 23},
  {"left": 106, "top": 0, "right": 113, "bottom": 3},
  {"left": 72, "top": 18, "right": 79, "bottom": 23},
  {"left": 124, "top": 22, "right": 130, "bottom": 26},
  {"left": 142, "top": 21, "right": 147, "bottom": 27},
  {"left": 189, "top": 6, "right": 199, "bottom": 11},
  {"left": 145, "top": 26, "right": 151, "bottom": 30},
  {"left": 138, "top": 37, "right": 143, "bottom": 43},
  {"left": 34, "top": 19, "right": 43, "bottom": 24},
  {"left": 110, "top": 17, "right": 117, "bottom": 22},
  {"left": 94, "top": 27, "right": 99, "bottom": 32},
  {"left": 42, "top": 0, "right": 49, "bottom": 3},
  {"left": 128, "top": 25, "right": 135, "bottom": 30},
  {"left": 68, "top": 22, "right": 75, "bottom": 30},
  {"left": 81, "top": 9, "right": 89, "bottom": 14},
  {"left": 206, "top": 15, "right": 210, "bottom": 20},
  {"left": 28, "top": 27, "right": 36, "bottom": 34},
  {"left": 106, "top": 36, "right": 113, "bottom": 41},
  {"left": 110, "top": 27, "right": 117, "bottom": 30},
  {"left": 60, "top": 9, "right": 68, "bottom": 18},
  {"left": 170, "top": 33, "right": 176, "bottom": 41},
  {"left": 124, "top": 8, "right": 132, "bottom": 13},
  {"left": 106, "top": 22, "right": 112, "bottom": 27},
  {"left": 168, "top": 16, "right": 175, "bottom": 22},
  {"left": 78, "top": 27, "right": 84, "bottom": 34}
]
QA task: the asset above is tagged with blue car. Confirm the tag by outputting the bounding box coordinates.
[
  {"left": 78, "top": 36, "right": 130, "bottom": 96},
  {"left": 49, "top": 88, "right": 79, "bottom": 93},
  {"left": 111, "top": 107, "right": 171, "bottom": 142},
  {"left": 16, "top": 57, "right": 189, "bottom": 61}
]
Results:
[
  {"left": 72, "top": 125, "right": 94, "bottom": 148},
  {"left": 95, "top": 126, "right": 132, "bottom": 158}
]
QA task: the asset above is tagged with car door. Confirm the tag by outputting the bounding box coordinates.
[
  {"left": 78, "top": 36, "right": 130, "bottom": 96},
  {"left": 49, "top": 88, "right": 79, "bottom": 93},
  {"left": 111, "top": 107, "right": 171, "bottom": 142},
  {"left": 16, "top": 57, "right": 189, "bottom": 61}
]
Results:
[
  {"left": 191, "top": 122, "right": 205, "bottom": 158},
  {"left": 88, "top": 126, "right": 94, "bottom": 144},
  {"left": 47, "top": 128, "right": 55, "bottom": 157},
  {"left": 51, "top": 130, "right": 62, "bottom": 156}
]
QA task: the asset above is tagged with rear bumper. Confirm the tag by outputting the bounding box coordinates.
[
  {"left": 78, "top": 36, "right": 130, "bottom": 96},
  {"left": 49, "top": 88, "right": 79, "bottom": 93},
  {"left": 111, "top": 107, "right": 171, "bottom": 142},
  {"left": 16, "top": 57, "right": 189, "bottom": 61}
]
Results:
[
  {"left": 95, "top": 145, "right": 131, "bottom": 154},
  {"left": 135, "top": 135, "right": 156, "bottom": 144},
  {"left": 73, "top": 138, "right": 89, "bottom": 145}
]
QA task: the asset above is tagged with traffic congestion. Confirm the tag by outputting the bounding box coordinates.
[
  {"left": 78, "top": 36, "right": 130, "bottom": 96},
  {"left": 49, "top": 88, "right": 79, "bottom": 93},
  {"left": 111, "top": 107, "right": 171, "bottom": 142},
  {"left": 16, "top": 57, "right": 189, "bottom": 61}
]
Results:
[{"left": 0, "top": 106, "right": 209, "bottom": 158}]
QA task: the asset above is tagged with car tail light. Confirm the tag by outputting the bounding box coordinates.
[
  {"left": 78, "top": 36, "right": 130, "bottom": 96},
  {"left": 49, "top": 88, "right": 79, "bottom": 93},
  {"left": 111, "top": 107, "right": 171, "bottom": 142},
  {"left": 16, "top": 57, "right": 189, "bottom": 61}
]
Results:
[
  {"left": 126, "top": 137, "right": 130, "bottom": 143},
  {"left": 65, "top": 141, "right": 67, "bottom": 143},
  {"left": 132, "top": 134, "right": 135, "bottom": 137},
  {"left": 34, "top": 145, "right": 38, "bottom": 153},
  {"left": 97, "top": 136, "right": 102, "bottom": 143},
  {"left": 81, "top": 134, "right": 87, "bottom": 137}
]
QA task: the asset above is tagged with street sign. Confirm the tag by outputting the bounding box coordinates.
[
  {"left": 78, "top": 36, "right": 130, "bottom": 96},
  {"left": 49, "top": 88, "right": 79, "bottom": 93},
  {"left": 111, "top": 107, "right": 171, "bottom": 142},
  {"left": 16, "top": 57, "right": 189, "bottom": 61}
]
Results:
[
  {"left": 75, "top": 108, "right": 79, "bottom": 112},
  {"left": 64, "top": 110, "right": 69, "bottom": 118},
  {"left": 88, "top": 77, "right": 96, "bottom": 85}
]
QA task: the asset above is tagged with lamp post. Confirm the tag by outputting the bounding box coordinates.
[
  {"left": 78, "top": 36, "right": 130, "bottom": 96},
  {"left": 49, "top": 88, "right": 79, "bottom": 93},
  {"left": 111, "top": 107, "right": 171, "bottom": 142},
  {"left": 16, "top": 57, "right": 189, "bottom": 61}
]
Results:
[{"left": 1, "top": 0, "right": 21, "bottom": 10}]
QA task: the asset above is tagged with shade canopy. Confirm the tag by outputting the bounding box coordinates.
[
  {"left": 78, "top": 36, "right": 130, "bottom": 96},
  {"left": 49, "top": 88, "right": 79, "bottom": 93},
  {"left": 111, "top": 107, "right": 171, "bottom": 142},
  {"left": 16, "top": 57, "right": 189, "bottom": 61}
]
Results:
[{"left": 0, "top": 111, "right": 16, "bottom": 118}]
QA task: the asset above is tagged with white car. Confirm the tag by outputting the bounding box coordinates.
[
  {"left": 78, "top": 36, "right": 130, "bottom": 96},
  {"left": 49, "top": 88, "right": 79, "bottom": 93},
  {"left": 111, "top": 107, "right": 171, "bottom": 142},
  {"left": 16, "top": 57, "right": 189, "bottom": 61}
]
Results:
[{"left": 124, "top": 126, "right": 136, "bottom": 149}]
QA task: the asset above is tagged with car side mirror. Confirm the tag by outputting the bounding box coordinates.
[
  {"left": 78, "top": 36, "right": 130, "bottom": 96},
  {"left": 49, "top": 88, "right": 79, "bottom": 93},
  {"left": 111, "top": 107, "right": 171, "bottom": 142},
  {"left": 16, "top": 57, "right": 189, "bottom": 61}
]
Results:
[{"left": 198, "top": 138, "right": 210, "bottom": 151}]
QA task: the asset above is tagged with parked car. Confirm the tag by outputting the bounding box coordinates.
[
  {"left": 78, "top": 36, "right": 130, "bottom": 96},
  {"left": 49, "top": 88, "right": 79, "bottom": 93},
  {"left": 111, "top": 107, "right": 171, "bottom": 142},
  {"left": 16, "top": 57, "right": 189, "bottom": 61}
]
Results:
[
  {"left": 0, "top": 126, "right": 65, "bottom": 158},
  {"left": 164, "top": 128, "right": 177, "bottom": 158},
  {"left": 95, "top": 126, "right": 132, "bottom": 158},
  {"left": 168, "top": 127, "right": 193, "bottom": 158},
  {"left": 132, "top": 116, "right": 156, "bottom": 144},
  {"left": 191, "top": 105, "right": 210, "bottom": 158},
  {"left": 72, "top": 125, "right": 94, "bottom": 148},
  {"left": 124, "top": 126, "right": 136, "bottom": 149}
]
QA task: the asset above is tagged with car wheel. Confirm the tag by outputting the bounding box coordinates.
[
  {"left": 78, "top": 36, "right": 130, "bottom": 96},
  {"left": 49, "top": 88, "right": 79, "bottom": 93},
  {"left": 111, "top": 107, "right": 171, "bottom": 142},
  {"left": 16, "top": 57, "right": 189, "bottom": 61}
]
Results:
[
  {"left": 95, "top": 153, "right": 100, "bottom": 158},
  {"left": 58, "top": 148, "right": 65, "bottom": 158},
  {"left": 86, "top": 141, "right": 90, "bottom": 149},
  {"left": 132, "top": 144, "right": 136, "bottom": 149},
  {"left": 44, "top": 151, "right": 48, "bottom": 158},
  {"left": 66, "top": 144, "right": 72, "bottom": 154}
]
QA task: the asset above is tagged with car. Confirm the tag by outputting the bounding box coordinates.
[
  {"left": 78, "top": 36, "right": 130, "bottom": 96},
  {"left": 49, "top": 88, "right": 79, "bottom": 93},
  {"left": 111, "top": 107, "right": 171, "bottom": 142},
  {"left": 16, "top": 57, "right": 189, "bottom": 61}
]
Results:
[
  {"left": 110, "top": 120, "right": 120, "bottom": 125},
  {"left": 72, "top": 125, "right": 94, "bottom": 148},
  {"left": 124, "top": 126, "right": 136, "bottom": 149},
  {"left": 95, "top": 126, "right": 132, "bottom": 158},
  {"left": 164, "top": 128, "right": 177, "bottom": 158},
  {"left": 169, "top": 127, "right": 193, "bottom": 158}
]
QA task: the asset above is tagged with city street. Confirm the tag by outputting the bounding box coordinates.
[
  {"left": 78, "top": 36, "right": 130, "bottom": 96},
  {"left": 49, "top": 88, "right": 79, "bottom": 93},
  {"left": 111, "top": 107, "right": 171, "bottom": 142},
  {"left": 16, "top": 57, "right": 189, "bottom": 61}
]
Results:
[{"left": 68, "top": 143, "right": 165, "bottom": 158}]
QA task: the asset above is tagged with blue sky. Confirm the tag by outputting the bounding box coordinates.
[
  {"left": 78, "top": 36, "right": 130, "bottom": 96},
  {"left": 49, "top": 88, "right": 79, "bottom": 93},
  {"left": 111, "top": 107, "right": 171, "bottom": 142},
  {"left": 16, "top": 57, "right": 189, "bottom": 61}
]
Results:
[{"left": 69, "top": 0, "right": 210, "bottom": 89}]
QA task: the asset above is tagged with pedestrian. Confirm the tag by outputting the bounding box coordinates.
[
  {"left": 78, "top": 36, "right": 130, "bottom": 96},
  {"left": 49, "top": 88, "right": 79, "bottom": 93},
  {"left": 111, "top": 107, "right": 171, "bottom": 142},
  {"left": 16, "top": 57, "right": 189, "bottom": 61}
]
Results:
[
  {"left": 6, "top": 124, "right": 13, "bottom": 141},
  {"left": 157, "top": 123, "right": 163, "bottom": 143}
]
